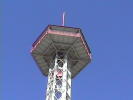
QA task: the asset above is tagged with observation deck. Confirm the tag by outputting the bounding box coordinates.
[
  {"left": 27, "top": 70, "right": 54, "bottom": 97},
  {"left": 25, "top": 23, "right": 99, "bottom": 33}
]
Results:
[{"left": 31, "top": 25, "right": 91, "bottom": 78}]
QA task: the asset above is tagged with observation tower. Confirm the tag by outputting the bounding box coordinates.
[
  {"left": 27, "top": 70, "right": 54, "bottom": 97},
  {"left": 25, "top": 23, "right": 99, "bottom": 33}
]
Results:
[{"left": 31, "top": 15, "right": 92, "bottom": 100}]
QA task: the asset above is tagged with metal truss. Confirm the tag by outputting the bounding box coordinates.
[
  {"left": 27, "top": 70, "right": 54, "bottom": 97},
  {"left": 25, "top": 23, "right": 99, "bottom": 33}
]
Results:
[{"left": 46, "top": 52, "right": 71, "bottom": 100}]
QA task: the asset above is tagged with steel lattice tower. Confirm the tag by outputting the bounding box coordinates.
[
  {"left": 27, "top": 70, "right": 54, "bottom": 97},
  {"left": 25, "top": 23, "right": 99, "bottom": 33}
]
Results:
[
  {"left": 46, "top": 53, "right": 71, "bottom": 100},
  {"left": 31, "top": 25, "right": 91, "bottom": 100}
]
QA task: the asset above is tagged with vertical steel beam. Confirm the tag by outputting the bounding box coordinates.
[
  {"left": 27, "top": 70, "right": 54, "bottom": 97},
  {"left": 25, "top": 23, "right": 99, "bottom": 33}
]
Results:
[{"left": 46, "top": 52, "right": 71, "bottom": 100}]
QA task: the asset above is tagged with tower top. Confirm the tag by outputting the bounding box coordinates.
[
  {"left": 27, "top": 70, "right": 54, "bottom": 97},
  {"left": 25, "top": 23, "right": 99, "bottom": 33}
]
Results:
[
  {"left": 31, "top": 25, "right": 92, "bottom": 78},
  {"left": 62, "top": 12, "right": 65, "bottom": 26}
]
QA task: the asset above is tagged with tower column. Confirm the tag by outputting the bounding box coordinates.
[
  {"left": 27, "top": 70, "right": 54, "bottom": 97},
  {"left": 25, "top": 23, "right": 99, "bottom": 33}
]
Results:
[{"left": 46, "top": 52, "right": 71, "bottom": 100}]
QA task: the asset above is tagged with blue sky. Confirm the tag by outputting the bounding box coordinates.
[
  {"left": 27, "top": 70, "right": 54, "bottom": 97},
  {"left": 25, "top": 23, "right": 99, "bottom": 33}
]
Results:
[{"left": 2, "top": 0, "right": 133, "bottom": 100}]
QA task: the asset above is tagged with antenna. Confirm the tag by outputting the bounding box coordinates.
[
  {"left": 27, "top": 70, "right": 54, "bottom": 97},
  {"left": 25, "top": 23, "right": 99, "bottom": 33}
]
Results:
[{"left": 62, "top": 12, "right": 65, "bottom": 26}]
